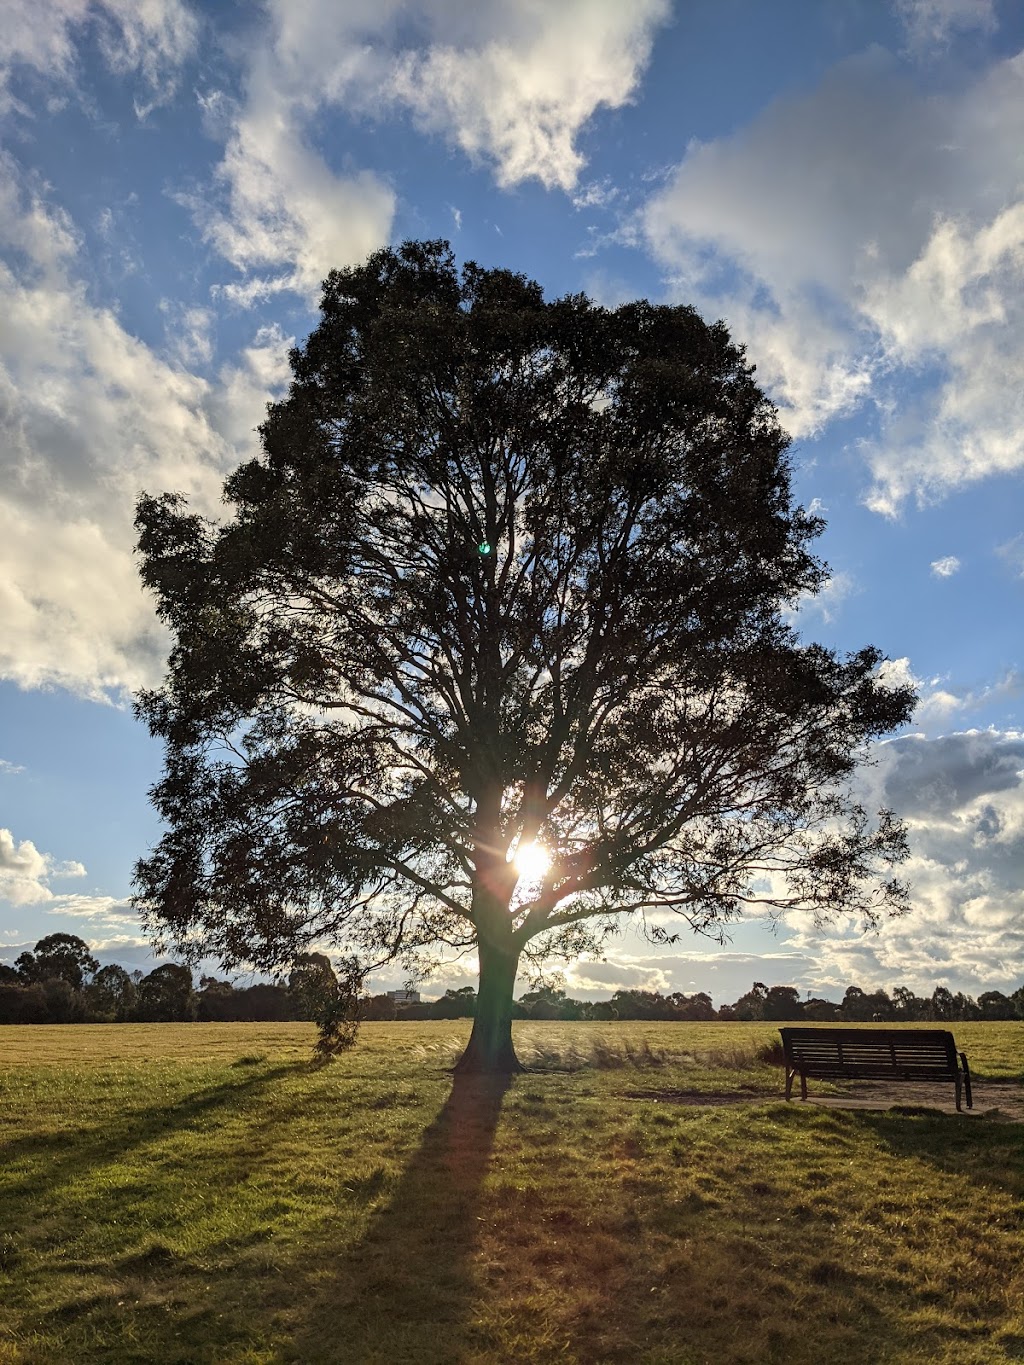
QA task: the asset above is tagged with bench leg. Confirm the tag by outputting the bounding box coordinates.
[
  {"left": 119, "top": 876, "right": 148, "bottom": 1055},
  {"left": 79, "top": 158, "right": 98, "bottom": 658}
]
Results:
[
  {"left": 784, "top": 1067, "right": 808, "bottom": 1101},
  {"left": 955, "top": 1073, "right": 962, "bottom": 1112}
]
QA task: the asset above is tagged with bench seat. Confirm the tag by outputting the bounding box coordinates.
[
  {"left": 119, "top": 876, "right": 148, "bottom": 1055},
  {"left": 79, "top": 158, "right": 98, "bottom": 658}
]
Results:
[{"left": 779, "top": 1027, "right": 972, "bottom": 1111}]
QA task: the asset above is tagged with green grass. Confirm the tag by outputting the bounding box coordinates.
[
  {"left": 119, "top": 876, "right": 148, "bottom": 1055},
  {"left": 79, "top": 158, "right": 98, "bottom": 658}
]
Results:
[{"left": 1, "top": 1021, "right": 1022, "bottom": 1363}]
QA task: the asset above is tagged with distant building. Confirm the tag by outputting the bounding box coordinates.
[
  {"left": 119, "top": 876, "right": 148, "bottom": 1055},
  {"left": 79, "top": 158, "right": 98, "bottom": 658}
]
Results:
[{"left": 386, "top": 988, "right": 421, "bottom": 1005}]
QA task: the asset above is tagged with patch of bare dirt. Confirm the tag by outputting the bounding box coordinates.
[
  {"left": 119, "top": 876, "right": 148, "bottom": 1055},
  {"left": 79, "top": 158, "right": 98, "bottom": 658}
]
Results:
[
  {"left": 625, "top": 1080, "right": 1024, "bottom": 1120},
  {"left": 801, "top": 1078, "right": 1024, "bottom": 1120}
]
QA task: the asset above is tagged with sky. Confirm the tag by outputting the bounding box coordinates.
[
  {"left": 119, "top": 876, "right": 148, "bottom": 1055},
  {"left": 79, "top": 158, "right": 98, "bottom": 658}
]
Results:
[{"left": 1, "top": 0, "right": 1023, "bottom": 1006}]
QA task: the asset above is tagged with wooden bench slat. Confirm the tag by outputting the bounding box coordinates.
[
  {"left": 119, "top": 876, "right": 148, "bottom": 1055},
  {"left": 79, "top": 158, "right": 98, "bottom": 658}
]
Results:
[{"left": 779, "top": 1027, "right": 972, "bottom": 1111}]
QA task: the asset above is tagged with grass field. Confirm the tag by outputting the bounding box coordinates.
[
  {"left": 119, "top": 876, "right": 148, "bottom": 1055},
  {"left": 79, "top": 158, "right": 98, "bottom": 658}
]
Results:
[{"left": 1, "top": 1021, "right": 1022, "bottom": 1364}]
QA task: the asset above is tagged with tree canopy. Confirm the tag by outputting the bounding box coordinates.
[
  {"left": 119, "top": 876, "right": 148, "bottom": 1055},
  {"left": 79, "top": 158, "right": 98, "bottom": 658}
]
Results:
[
  {"left": 133, "top": 239, "right": 914, "bottom": 1072},
  {"left": 15, "top": 933, "right": 99, "bottom": 990}
]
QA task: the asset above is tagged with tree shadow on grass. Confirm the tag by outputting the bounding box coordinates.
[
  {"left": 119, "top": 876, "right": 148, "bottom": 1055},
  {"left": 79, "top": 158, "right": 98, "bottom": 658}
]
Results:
[
  {"left": 0, "top": 1063, "right": 301, "bottom": 1214},
  {"left": 287, "top": 1093, "right": 901, "bottom": 1365},
  {"left": 519, "top": 1102, "right": 898, "bottom": 1365},
  {"left": 285, "top": 1070, "right": 513, "bottom": 1364},
  {"left": 4, "top": 1062, "right": 317, "bottom": 1363},
  {"left": 858, "top": 1106, "right": 1024, "bottom": 1200}
]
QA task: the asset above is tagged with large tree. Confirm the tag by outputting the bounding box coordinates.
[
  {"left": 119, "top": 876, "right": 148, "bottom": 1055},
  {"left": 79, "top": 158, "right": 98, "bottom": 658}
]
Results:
[
  {"left": 15, "top": 933, "right": 99, "bottom": 990},
  {"left": 134, "top": 240, "right": 913, "bottom": 1073}
]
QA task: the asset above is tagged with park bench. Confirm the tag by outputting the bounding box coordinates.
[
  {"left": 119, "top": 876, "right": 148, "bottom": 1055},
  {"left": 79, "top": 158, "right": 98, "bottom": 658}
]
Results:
[{"left": 779, "top": 1027, "right": 973, "bottom": 1111}]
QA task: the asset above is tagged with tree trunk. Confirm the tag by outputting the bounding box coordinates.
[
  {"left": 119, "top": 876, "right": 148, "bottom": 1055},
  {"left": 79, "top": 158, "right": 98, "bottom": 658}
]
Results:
[{"left": 453, "top": 933, "right": 522, "bottom": 1074}]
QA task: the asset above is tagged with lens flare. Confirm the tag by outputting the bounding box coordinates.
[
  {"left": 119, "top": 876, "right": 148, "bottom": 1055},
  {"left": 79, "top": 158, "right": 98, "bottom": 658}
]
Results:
[{"left": 514, "top": 841, "right": 550, "bottom": 880}]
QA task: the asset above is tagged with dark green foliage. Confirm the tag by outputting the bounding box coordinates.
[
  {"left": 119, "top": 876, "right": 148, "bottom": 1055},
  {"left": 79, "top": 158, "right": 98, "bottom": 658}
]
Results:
[
  {"left": 429, "top": 986, "right": 478, "bottom": 1019},
  {"left": 86, "top": 963, "right": 138, "bottom": 1021},
  {"left": 762, "top": 985, "right": 805, "bottom": 1020},
  {"left": 803, "top": 997, "right": 841, "bottom": 1021},
  {"left": 286, "top": 952, "right": 349, "bottom": 1052},
  {"left": 38, "top": 977, "right": 86, "bottom": 1023},
  {"left": 978, "top": 990, "right": 1017, "bottom": 1020},
  {"left": 283, "top": 951, "right": 365, "bottom": 1056},
  {"left": 0, "top": 984, "right": 49, "bottom": 1024},
  {"left": 309, "top": 958, "right": 364, "bottom": 1061},
  {"left": 194, "top": 974, "right": 236, "bottom": 1021},
  {"left": 840, "top": 984, "right": 894, "bottom": 1021},
  {"left": 133, "top": 240, "right": 915, "bottom": 1071},
  {"left": 361, "top": 992, "right": 399, "bottom": 1021},
  {"left": 15, "top": 933, "right": 98, "bottom": 989},
  {"left": 726, "top": 981, "right": 771, "bottom": 1021},
  {"left": 134, "top": 963, "right": 194, "bottom": 1022},
  {"left": 1, "top": 958, "right": 1022, "bottom": 1025},
  {"left": 286, "top": 953, "right": 338, "bottom": 1015},
  {"left": 196, "top": 978, "right": 293, "bottom": 1022},
  {"left": 518, "top": 985, "right": 577, "bottom": 1020}
]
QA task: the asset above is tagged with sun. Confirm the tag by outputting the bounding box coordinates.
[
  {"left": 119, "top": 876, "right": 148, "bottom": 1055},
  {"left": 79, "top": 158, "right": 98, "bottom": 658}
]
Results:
[{"left": 513, "top": 841, "right": 551, "bottom": 881}]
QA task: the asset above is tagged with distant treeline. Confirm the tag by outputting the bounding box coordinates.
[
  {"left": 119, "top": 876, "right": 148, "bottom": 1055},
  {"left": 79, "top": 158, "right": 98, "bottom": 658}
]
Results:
[
  {"left": 413, "top": 981, "right": 1024, "bottom": 1024},
  {"left": 2, "top": 935, "right": 1023, "bottom": 1025}
]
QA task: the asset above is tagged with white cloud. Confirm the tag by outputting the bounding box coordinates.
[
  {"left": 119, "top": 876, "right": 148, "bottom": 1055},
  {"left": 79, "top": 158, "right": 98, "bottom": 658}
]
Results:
[
  {"left": 0, "top": 828, "right": 86, "bottom": 906},
  {"left": 922, "top": 671, "right": 1024, "bottom": 725},
  {"left": 930, "top": 554, "right": 961, "bottom": 577},
  {"left": 387, "top": 0, "right": 669, "bottom": 192},
  {"left": 0, "top": 935, "right": 180, "bottom": 973},
  {"left": 183, "top": 0, "right": 398, "bottom": 304},
  {"left": 0, "top": 0, "right": 197, "bottom": 118},
  {"left": 783, "top": 729, "right": 1024, "bottom": 996},
  {"left": 642, "top": 46, "right": 1024, "bottom": 510},
  {"left": 560, "top": 945, "right": 827, "bottom": 1004},
  {"left": 0, "top": 759, "right": 26, "bottom": 775},
  {"left": 206, "top": 324, "right": 294, "bottom": 449},
  {"left": 566, "top": 958, "right": 672, "bottom": 994},
  {"left": 46, "top": 894, "right": 139, "bottom": 928},
  {"left": 875, "top": 657, "right": 1023, "bottom": 726},
  {"left": 0, "top": 0, "right": 86, "bottom": 114},
  {"left": 160, "top": 301, "right": 215, "bottom": 368},
  {"left": 876, "top": 656, "right": 922, "bottom": 694},
  {"left": 894, "top": 0, "right": 997, "bottom": 52},
  {"left": 785, "top": 570, "right": 856, "bottom": 627},
  {"left": 92, "top": 0, "right": 198, "bottom": 115},
  {"left": 915, "top": 688, "right": 965, "bottom": 723},
  {"left": 997, "top": 533, "right": 1024, "bottom": 577},
  {"left": 0, "top": 152, "right": 292, "bottom": 698},
  {"left": 0, "top": 163, "right": 80, "bottom": 269},
  {"left": 861, "top": 204, "right": 1024, "bottom": 512},
  {"left": 187, "top": 67, "right": 396, "bottom": 304},
  {"left": 572, "top": 178, "right": 620, "bottom": 211},
  {"left": 190, "top": 0, "right": 668, "bottom": 302},
  {"left": 876, "top": 656, "right": 963, "bottom": 726}
]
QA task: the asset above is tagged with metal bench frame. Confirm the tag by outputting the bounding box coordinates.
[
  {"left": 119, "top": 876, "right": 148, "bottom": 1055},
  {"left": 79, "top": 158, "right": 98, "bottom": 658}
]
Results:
[{"left": 779, "top": 1027, "right": 973, "bottom": 1111}]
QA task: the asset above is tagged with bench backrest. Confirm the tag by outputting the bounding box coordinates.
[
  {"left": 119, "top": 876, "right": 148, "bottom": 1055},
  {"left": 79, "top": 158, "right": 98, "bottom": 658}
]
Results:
[{"left": 779, "top": 1027, "right": 960, "bottom": 1079}]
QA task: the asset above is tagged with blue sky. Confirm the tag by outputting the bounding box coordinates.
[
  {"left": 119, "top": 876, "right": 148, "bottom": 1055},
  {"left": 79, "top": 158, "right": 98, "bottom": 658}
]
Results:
[{"left": 1, "top": 0, "right": 1022, "bottom": 1004}]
